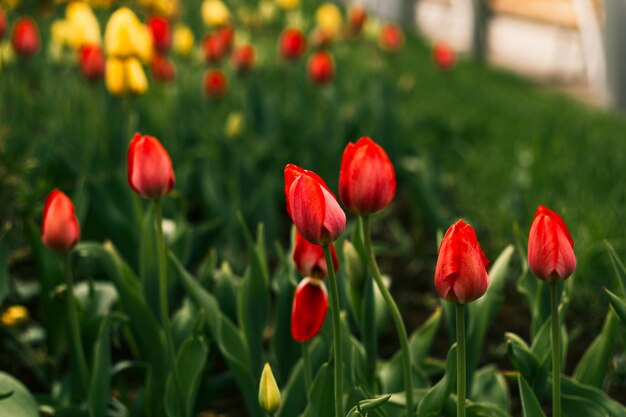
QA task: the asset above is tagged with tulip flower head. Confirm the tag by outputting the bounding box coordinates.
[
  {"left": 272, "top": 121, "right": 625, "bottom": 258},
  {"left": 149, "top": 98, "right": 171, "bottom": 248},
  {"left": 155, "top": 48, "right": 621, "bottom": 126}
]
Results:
[
  {"left": 127, "top": 133, "right": 175, "bottom": 200},
  {"left": 232, "top": 43, "right": 255, "bottom": 73},
  {"left": 284, "top": 164, "right": 346, "bottom": 246},
  {"left": 105, "top": 7, "right": 152, "bottom": 61},
  {"left": 433, "top": 41, "right": 455, "bottom": 70},
  {"left": 147, "top": 16, "right": 172, "bottom": 53},
  {"left": 528, "top": 206, "right": 576, "bottom": 282},
  {"left": 258, "top": 363, "right": 281, "bottom": 414},
  {"left": 279, "top": 27, "right": 306, "bottom": 60},
  {"left": 78, "top": 44, "right": 105, "bottom": 81},
  {"left": 348, "top": 5, "right": 367, "bottom": 35},
  {"left": 0, "top": 8, "right": 6, "bottom": 40},
  {"left": 41, "top": 189, "right": 81, "bottom": 252},
  {"left": 173, "top": 24, "right": 194, "bottom": 56},
  {"left": 435, "top": 220, "right": 489, "bottom": 304},
  {"left": 151, "top": 53, "right": 176, "bottom": 82},
  {"left": 379, "top": 23, "right": 404, "bottom": 52},
  {"left": 291, "top": 277, "right": 329, "bottom": 342},
  {"left": 203, "top": 69, "right": 228, "bottom": 98},
  {"left": 339, "top": 137, "right": 396, "bottom": 215},
  {"left": 315, "top": 3, "right": 343, "bottom": 38},
  {"left": 307, "top": 50, "right": 334, "bottom": 85},
  {"left": 293, "top": 231, "right": 338, "bottom": 279},
  {"left": 202, "top": 0, "right": 231, "bottom": 27},
  {"left": 60, "top": 2, "right": 102, "bottom": 51},
  {"left": 11, "top": 17, "right": 39, "bottom": 57}
]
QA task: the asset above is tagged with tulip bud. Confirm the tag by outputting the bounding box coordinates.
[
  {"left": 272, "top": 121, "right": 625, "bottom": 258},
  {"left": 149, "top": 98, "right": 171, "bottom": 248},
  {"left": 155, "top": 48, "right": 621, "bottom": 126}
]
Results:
[
  {"left": 315, "top": 3, "right": 342, "bottom": 38},
  {"left": 379, "top": 23, "right": 404, "bottom": 52},
  {"left": 203, "top": 32, "right": 226, "bottom": 63},
  {"left": 343, "top": 240, "right": 365, "bottom": 289},
  {"left": 0, "top": 8, "right": 7, "bottom": 40},
  {"left": 339, "top": 137, "right": 396, "bottom": 215},
  {"left": 78, "top": 44, "right": 105, "bottom": 81},
  {"left": 203, "top": 69, "right": 228, "bottom": 98},
  {"left": 125, "top": 57, "right": 148, "bottom": 95},
  {"left": 528, "top": 206, "right": 576, "bottom": 282},
  {"left": 434, "top": 220, "right": 489, "bottom": 304},
  {"left": 147, "top": 16, "right": 171, "bottom": 53},
  {"left": 127, "top": 133, "right": 175, "bottom": 199},
  {"left": 284, "top": 164, "right": 346, "bottom": 245},
  {"left": 291, "top": 278, "right": 328, "bottom": 342},
  {"left": 258, "top": 363, "right": 281, "bottom": 414},
  {"left": 279, "top": 27, "right": 306, "bottom": 60},
  {"left": 216, "top": 25, "right": 235, "bottom": 53},
  {"left": 105, "top": 57, "right": 125, "bottom": 96},
  {"left": 307, "top": 51, "right": 334, "bottom": 85},
  {"left": 42, "top": 189, "right": 81, "bottom": 252},
  {"left": 348, "top": 5, "right": 367, "bottom": 35},
  {"left": 433, "top": 41, "right": 455, "bottom": 70},
  {"left": 202, "top": 0, "right": 231, "bottom": 27},
  {"left": 151, "top": 53, "right": 176, "bottom": 82},
  {"left": 231, "top": 43, "right": 255, "bottom": 73},
  {"left": 11, "top": 17, "right": 39, "bottom": 57},
  {"left": 225, "top": 111, "right": 244, "bottom": 139},
  {"left": 293, "top": 231, "right": 338, "bottom": 279},
  {"left": 173, "top": 24, "right": 194, "bottom": 57}
]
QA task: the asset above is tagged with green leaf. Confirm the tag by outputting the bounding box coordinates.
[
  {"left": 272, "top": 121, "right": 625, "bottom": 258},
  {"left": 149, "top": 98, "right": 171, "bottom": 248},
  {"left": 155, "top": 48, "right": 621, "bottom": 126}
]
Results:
[
  {"left": 88, "top": 316, "right": 112, "bottom": 417},
  {"left": 213, "top": 261, "right": 240, "bottom": 323},
  {"left": 518, "top": 374, "right": 546, "bottom": 417},
  {"left": 0, "top": 372, "right": 39, "bottom": 417},
  {"left": 562, "top": 376, "right": 626, "bottom": 417},
  {"left": 0, "top": 233, "right": 9, "bottom": 305},
  {"left": 605, "top": 288, "right": 626, "bottom": 326},
  {"left": 410, "top": 307, "right": 442, "bottom": 368},
  {"left": 165, "top": 334, "right": 208, "bottom": 417},
  {"left": 573, "top": 309, "right": 619, "bottom": 388},
  {"left": 416, "top": 343, "right": 457, "bottom": 417},
  {"left": 171, "top": 298, "right": 198, "bottom": 350},
  {"left": 302, "top": 363, "right": 334, "bottom": 417},
  {"left": 470, "top": 365, "right": 509, "bottom": 411},
  {"left": 604, "top": 240, "right": 626, "bottom": 296},
  {"left": 466, "top": 402, "right": 510, "bottom": 417},
  {"left": 562, "top": 395, "right": 608, "bottom": 417},
  {"left": 505, "top": 333, "right": 547, "bottom": 398}
]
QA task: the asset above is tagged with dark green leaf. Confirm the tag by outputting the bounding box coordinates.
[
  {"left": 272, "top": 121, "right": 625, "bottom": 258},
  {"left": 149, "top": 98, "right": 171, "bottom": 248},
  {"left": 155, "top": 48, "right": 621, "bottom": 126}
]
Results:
[
  {"left": 605, "top": 288, "right": 626, "bottom": 326},
  {"left": 518, "top": 374, "right": 546, "bottom": 417},
  {"left": 88, "top": 316, "right": 112, "bottom": 417},
  {"left": 302, "top": 363, "right": 334, "bottom": 417},
  {"left": 416, "top": 343, "right": 457, "bottom": 417},
  {"left": 165, "top": 334, "right": 208, "bottom": 417},
  {"left": 0, "top": 372, "right": 39, "bottom": 417},
  {"left": 470, "top": 366, "right": 509, "bottom": 411}
]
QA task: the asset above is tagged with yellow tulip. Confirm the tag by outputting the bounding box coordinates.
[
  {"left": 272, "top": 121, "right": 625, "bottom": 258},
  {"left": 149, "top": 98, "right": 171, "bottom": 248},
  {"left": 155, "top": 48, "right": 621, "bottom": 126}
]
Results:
[
  {"left": 258, "top": 363, "right": 281, "bottom": 414},
  {"left": 1, "top": 305, "right": 29, "bottom": 327},
  {"left": 173, "top": 25, "right": 194, "bottom": 57},
  {"left": 276, "top": 0, "right": 299, "bottom": 11},
  {"left": 202, "top": 0, "right": 231, "bottom": 27},
  {"left": 65, "top": 2, "right": 101, "bottom": 49},
  {"left": 226, "top": 112, "right": 245, "bottom": 140},
  {"left": 105, "top": 7, "right": 151, "bottom": 59},
  {"left": 105, "top": 57, "right": 126, "bottom": 96},
  {"left": 125, "top": 57, "right": 148, "bottom": 95},
  {"left": 315, "top": 3, "right": 343, "bottom": 37},
  {"left": 51, "top": 20, "right": 71, "bottom": 47}
]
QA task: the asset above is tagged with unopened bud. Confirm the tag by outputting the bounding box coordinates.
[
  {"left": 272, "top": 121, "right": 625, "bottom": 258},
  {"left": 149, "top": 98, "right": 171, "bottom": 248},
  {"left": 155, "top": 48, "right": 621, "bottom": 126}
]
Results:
[{"left": 259, "top": 362, "right": 281, "bottom": 414}]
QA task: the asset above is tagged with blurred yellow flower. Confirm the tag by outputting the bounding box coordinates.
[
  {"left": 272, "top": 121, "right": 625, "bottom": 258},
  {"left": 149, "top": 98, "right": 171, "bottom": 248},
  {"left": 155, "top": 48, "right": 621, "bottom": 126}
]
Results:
[
  {"left": 1, "top": 0, "right": 22, "bottom": 11},
  {"left": 258, "top": 0, "right": 276, "bottom": 23},
  {"left": 0, "top": 42, "right": 15, "bottom": 70},
  {"left": 315, "top": 3, "right": 343, "bottom": 37},
  {"left": 202, "top": 0, "right": 231, "bottom": 27},
  {"left": 51, "top": 20, "right": 71, "bottom": 47},
  {"left": 105, "top": 7, "right": 153, "bottom": 61},
  {"left": 50, "top": 2, "right": 101, "bottom": 51},
  {"left": 173, "top": 25, "right": 194, "bottom": 57},
  {"left": 226, "top": 112, "right": 245, "bottom": 140},
  {"left": 126, "top": 57, "right": 148, "bottom": 95},
  {"left": 1, "top": 305, "right": 29, "bottom": 327},
  {"left": 105, "top": 57, "right": 125, "bottom": 96},
  {"left": 105, "top": 56, "right": 148, "bottom": 96},
  {"left": 276, "top": 0, "right": 299, "bottom": 11}
]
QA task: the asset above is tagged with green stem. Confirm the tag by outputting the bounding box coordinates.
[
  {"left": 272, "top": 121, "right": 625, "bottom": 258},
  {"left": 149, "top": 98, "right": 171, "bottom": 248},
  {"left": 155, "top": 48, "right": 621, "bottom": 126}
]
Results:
[
  {"left": 155, "top": 201, "right": 185, "bottom": 417},
  {"left": 362, "top": 216, "right": 414, "bottom": 417},
  {"left": 302, "top": 340, "right": 312, "bottom": 394},
  {"left": 323, "top": 244, "right": 343, "bottom": 417},
  {"left": 551, "top": 282, "right": 562, "bottom": 417},
  {"left": 359, "top": 216, "right": 378, "bottom": 383},
  {"left": 456, "top": 303, "right": 466, "bottom": 417},
  {"left": 64, "top": 254, "right": 90, "bottom": 395}
]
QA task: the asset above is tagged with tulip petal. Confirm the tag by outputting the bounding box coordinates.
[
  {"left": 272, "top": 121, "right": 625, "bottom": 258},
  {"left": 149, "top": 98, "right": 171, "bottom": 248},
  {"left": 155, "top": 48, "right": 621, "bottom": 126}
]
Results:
[
  {"left": 291, "top": 278, "right": 329, "bottom": 342},
  {"left": 320, "top": 186, "right": 346, "bottom": 244},
  {"left": 289, "top": 175, "right": 326, "bottom": 244}
]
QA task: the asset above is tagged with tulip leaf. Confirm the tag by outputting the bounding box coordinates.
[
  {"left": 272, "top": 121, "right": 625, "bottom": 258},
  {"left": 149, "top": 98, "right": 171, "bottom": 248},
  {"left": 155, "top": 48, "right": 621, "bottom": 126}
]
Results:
[
  {"left": 416, "top": 343, "right": 457, "bottom": 417},
  {"left": 302, "top": 363, "right": 334, "bottom": 417},
  {"left": 171, "top": 298, "right": 198, "bottom": 351},
  {"left": 0, "top": 372, "right": 39, "bottom": 417},
  {"left": 410, "top": 307, "right": 442, "bottom": 368},
  {"left": 270, "top": 265, "right": 299, "bottom": 380},
  {"left": 604, "top": 288, "right": 626, "bottom": 326},
  {"left": 470, "top": 365, "right": 510, "bottom": 411},
  {"left": 604, "top": 240, "right": 626, "bottom": 296},
  {"left": 573, "top": 308, "right": 619, "bottom": 388},
  {"left": 517, "top": 374, "right": 546, "bottom": 417},
  {"left": 466, "top": 402, "right": 510, "bottom": 417},
  {"left": 213, "top": 261, "right": 240, "bottom": 323},
  {"left": 505, "top": 333, "right": 547, "bottom": 398},
  {"left": 88, "top": 316, "right": 112, "bottom": 417},
  {"left": 562, "top": 376, "right": 626, "bottom": 416},
  {"left": 0, "top": 233, "right": 9, "bottom": 305}
]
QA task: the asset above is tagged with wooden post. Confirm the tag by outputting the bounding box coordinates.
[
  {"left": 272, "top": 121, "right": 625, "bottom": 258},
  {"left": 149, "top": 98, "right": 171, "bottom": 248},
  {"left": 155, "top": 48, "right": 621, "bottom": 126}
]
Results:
[
  {"left": 471, "top": 0, "right": 490, "bottom": 60},
  {"left": 604, "top": 0, "right": 626, "bottom": 108}
]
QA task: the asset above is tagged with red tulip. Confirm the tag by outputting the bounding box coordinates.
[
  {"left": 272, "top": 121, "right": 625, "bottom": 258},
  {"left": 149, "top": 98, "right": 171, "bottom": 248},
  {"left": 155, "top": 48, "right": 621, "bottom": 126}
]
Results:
[
  {"left": 293, "top": 231, "right": 339, "bottom": 279},
  {"left": 348, "top": 6, "right": 367, "bottom": 35},
  {"left": 379, "top": 23, "right": 404, "bottom": 52},
  {"left": 307, "top": 51, "right": 334, "bottom": 85},
  {"left": 0, "top": 8, "right": 7, "bottom": 40},
  {"left": 203, "top": 69, "right": 228, "bottom": 98},
  {"left": 433, "top": 42, "right": 455, "bottom": 70},
  {"left": 151, "top": 54, "right": 176, "bottom": 82},
  {"left": 203, "top": 32, "right": 227, "bottom": 63},
  {"left": 11, "top": 17, "right": 39, "bottom": 57},
  {"left": 339, "top": 137, "right": 396, "bottom": 215},
  {"left": 216, "top": 25, "right": 235, "bottom": 53},
  {"left": 284, "top": 164, "right": 345, "bottom": 245},
  {"left": 279, "top": 27, "right": 306, "bottom": 60},
  {"left": 434, "top": 220, "right": 489, "bottom": 304},
  {"left": 291, "top": 278, "right": 328, "bottom": 342},
  {"left": 41, "top": 189, "right": 81, "bottom": 252},
  {"left": 231, "top": 44, "right": 255, "bottom": 73},
  {"left": 528, "top": 206, "right": 576, "bottom": 281},
  {"left": 78, "top": 44, "right": 105, "bottom": 81},
  {"left": 127, "top": 133, "right": 175, "bottom": 199},
  {"left": 147, "top": 16, "right": 172, "bottom": 53}
]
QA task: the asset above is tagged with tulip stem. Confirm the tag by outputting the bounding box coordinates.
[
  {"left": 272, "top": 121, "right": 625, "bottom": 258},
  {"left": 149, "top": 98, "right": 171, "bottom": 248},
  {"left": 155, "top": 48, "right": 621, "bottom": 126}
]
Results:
[
  {"left": 155, "top": 201, "right": 184, "bottom": 416},
  {"left": 302, "top": 341, "right": 312, "bottom": 394},
  {"left": 550, "top": 282, "right": 562, "bottom": 417},
  {"left": 456, "top": 303, "right": 466, "bottom": 417},
  {"left": 323, "top": 244, "right": 343, "bottom": 417},
  {"left": 359, "top": 217, "right": 378, "bottom": 383},
  {"left": 362, "top": 216, "right": 414, "bottom": 417},
  {"left": 64, "top": 254, "right": 90, "bottom": 396}
]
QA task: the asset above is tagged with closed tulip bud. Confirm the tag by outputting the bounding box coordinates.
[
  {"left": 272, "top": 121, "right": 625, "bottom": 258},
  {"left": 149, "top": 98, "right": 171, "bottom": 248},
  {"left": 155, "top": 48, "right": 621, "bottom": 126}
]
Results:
[
  {"left": 284, "top": 164, "right": 345, "bottom": 245},
  {"left": 202, "top": 0, "right": 231, "bottom": 27},
  {"left": 315, "top": 3, "right": 343, "bottom": 38},
  {"left": 203, "top": 33, "right": 227, "bottom": 63},
  {"left": 42, "top": 189, "right": 81, "bottom": 252},
  {"left": 105, "top": 7, "right": 152, "bottom": 62},
  {"left": 64, "top": 2, "right": 101, "bottom": 50},
  {"left": 147, "top": 16, "right": 171, "bottom": 52},
  {"left": 293, "top": 231, "right": 338, "bottom": 279},
  {"left": 217, "top": 25, "right": 235, "bottom": 53},
  {"left": 203, "top": 69, "right": 228, "bottom": 98},
  {"left": 279, "top": 27, "right": 306, "bottom": 60},
  {"left": 291, "top": 278, "right": 328, "bottom": 342},
  {"left": 173, "top": 24, "right": 194, "bottom": 56},
  {"left": 307, "top": 51, "right": 334, "bottom": 85},
  {"left": 151, "top": 53, "right": 176, "bottom": 82},
  {"left": 379, "top": 23, "right": 404, "bottom": 52},
  {"left": 127, "top": 133, "right": 175, "bottom": 199},
  {"left": 232, "top": 43, "right": 255, "bottom": 73},
  {"left": 528, "top": 206, "right": 576, "bottom": 281},
  {"left": 78, "top": 44, "right": 105, "bottom": 81},
  {"left": 105, "top": 57, "right": 125, "bottom": 95},
  {"left": 348, "top": 5, "right": 367, "bottom": 35},
  {"left": 0, "top": 8, "right": 7, "bottom": 40},
  {"left": 11, "top": 17, "right": 39, "bottom": 57},
  {"left": 435, "top": 220, "right": 489, "bottom": 304},
  {"left": 339, "top": 137, "right": 396, "bottom": 215},
  {"left": 258, "top": 363, "right": 281, "bottom": 414},
  {"left": 433, "top": 41, "right": 455, "bottom": 70},
  {"left": 125, "top": 57, "right": 148, "bottom": 94}
]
